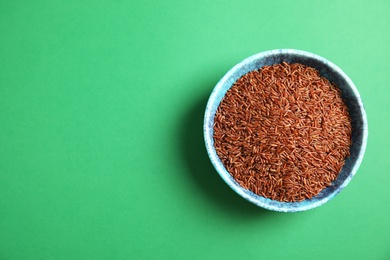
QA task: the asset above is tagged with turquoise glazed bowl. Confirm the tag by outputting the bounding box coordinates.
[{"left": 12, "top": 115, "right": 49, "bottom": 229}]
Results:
[{"left": 204, "top": 49, "right": 368, "bottom": 212}]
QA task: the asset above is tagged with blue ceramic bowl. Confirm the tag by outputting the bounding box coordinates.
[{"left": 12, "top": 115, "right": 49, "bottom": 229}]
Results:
[{"left": 204, "top": 49, "right": 368, "bottom": 212}]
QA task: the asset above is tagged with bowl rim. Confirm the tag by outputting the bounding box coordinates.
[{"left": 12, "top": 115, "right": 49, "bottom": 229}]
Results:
[{"left": 203, "top": 49, "right": 368, "bottom": 212}]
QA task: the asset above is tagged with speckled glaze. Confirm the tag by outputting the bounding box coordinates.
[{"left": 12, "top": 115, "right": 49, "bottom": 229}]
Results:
[{"left": 204, "top": 49, "right": 368, "bottom": 212}]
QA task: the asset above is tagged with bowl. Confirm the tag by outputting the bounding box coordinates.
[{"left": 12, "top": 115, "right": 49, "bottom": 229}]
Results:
[{"left": 204, "top": 49, "right": 368, "bottom": 212}]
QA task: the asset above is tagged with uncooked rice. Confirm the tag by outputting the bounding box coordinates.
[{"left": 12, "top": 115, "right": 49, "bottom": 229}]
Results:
[{"left": 213, "top": 62, "right": 352, "bottom": 202}]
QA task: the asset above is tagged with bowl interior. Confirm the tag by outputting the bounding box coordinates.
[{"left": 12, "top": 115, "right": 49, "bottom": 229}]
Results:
[{"left": 204, "top": 49, "right": 368, "bottom": 212}]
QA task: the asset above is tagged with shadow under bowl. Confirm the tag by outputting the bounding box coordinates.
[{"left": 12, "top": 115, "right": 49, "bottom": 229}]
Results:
[{"left": 203, "top": 49, "right": 368, "bottom": 212}]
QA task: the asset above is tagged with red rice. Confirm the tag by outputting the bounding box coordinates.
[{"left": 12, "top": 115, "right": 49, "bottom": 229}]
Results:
[{"left": 213, "top": 62, "right": 352, "bottom": 202}]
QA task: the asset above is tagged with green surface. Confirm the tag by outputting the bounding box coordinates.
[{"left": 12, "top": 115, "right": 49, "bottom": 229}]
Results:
[{"left": 0, "top": 1, "right": 389, "bottom": 259}]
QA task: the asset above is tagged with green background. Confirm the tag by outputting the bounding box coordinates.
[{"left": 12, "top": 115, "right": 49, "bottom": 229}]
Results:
[{"left": 0, "top": 1, "right": 389, "bottom": 259}]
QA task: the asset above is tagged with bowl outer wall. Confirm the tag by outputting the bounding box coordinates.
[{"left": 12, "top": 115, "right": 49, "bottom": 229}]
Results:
[{"left": 203, "top": 49, "right": 368, "bottom": 212}]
